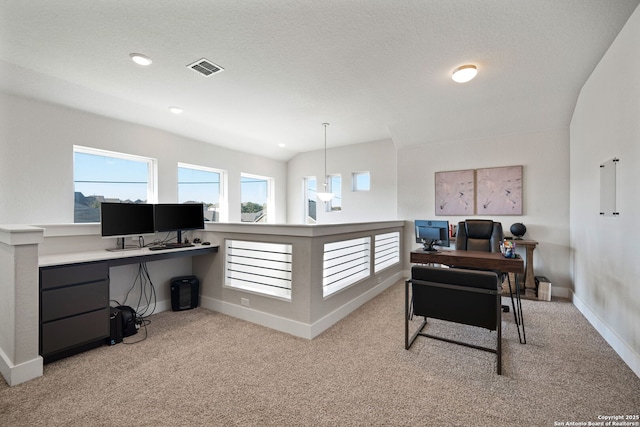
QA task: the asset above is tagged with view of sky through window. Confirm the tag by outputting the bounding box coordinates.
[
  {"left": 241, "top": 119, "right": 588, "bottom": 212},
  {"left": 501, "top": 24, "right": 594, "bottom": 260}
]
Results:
[
  {"left": 241, "top": 176, "right": 268, "bottom": 203},
  {"left": 178, "top": 167, "right": 221, "bottom": 204},
  {"left": 74, "top": 151, "right": 149, "bottom": 202}
]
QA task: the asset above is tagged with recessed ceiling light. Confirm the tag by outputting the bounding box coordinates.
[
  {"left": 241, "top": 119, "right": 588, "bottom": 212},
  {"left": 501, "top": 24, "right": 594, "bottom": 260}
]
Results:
[
  {"left": 130, "top": 53, "right": 152, "bottom": 66},
  {"left": 169, "top": 106, "right": 183, "bottom": 115},
  {"left": 278, "top": 143, "right": 286, "bottom": 148},
  {"left": 452, "top": 64, "right": 477, "bottom": 83}
]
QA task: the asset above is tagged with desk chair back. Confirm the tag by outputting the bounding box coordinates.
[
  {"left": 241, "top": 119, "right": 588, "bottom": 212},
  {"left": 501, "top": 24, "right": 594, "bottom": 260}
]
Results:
[
  {"left": 410, "top": 266, "right": 500, "bottom": 330},
  {"left": 455, "top": 220, "right": 503, "bottom": 252},
  {"left": 406, "top": 265, "right": 503, "bottom": 374}
]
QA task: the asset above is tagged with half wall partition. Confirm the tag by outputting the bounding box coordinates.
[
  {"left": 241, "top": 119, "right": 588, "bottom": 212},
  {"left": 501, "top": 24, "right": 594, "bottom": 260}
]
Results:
[{"left": 193, "top": 221, "right": 404, "bottom": 339}]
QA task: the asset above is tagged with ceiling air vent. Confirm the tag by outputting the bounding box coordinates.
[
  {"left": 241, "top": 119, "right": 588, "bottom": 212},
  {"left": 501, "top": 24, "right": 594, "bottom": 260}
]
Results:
[{"left": 187, "top": 58, "right": 224, "bottom": 77}]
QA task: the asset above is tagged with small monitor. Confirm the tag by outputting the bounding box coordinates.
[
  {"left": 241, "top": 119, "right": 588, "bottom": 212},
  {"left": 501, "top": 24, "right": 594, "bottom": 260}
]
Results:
[
  {"left": 154, "top": 203, "right": 205, "bottom": 243},
  {"left": 100, "top": 202, "right": 155, "bottom": 249},
  {"left": 415, "top": 220, "right": 450, "bottom": 252}
]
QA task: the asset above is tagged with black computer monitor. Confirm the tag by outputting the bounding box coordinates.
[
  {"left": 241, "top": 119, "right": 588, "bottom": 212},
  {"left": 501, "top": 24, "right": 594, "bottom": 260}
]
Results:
[
  {"left": 154, "top": 203, "right": 205, "bottom": 244},
  {"left": 414, "top": 220, "right": 450, "bottom": 252},
  {"left": 100, "top": 202, "right": 155, "bottom": 250}
]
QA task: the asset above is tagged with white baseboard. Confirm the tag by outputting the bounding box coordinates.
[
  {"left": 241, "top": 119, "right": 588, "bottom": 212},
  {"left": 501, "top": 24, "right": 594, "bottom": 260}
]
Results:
[
  {"left": 201, "top": 296, "right": 312, "bottom": 338},
  {"left": 201, "top": 272, "right": 403, "bottom": 340},
  {"left": 0, "top": 348, "right": 43, "bottom": 387},
  {"left": 551, "top": 286, "right": 571, "bottom": 299},
  {"left": 309, "top": 271, "right": 402, "bottom": 338},
  {"left": 571, "top": 290, "right": 640, "bottom": 379}
]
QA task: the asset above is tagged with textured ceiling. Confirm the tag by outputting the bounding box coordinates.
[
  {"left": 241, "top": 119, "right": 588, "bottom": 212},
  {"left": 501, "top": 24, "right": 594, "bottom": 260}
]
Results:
[{"left": 1, "top": 1, "right": 638, "bottom": 161}]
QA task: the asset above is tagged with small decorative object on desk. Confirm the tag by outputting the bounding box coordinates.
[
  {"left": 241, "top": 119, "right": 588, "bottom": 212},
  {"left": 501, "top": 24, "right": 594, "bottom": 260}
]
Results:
[
  {"left": 510, "top": 223, "right": 526, "bottom": 239},
  {"left": 500, "top": 240, "right": 516, "bottom": 258}
]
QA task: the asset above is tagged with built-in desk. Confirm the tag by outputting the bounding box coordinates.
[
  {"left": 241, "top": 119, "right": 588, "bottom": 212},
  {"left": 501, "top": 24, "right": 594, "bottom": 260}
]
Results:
[
  {"left": 38, "top": 245, "right": 218, "bottom": 363},
  {"left": 39, "top": 244, "right": 218, "bottom": 267}
]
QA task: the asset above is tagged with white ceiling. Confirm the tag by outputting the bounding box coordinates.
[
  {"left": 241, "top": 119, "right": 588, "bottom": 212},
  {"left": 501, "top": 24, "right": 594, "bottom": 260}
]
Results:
[{"left": 1, "top": 1, "right": 638, "bottom": 161}]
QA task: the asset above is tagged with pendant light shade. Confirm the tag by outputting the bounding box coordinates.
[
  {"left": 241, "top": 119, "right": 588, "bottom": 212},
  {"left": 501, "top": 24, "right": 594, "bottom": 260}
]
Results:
[
  {"left": 316, "top": 123, "right": 334, "bottom": 202},
  {"left": 317, "top": 191, "right": 334, "bottom": 202}
]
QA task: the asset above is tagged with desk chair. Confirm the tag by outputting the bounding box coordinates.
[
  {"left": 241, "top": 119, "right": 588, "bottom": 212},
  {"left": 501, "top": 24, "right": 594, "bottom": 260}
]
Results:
[
  {"left": 455, "top": 219, "right": 517, "bottom": 317},
  {"left": 455, "top": 219, "right": 503, "bottom": 252},
  {"left": 405, "top": 266, "right": 503, "bottom": 374}
]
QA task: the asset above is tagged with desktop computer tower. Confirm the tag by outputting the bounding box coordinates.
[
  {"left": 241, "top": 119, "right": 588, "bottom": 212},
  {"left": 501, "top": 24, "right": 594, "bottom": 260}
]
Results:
[
  {"left": 106, "top": 307, "right": 123, "bottom": 345},
  {"left": 170, "top": 276, "right": 199, "bottom": 311}
]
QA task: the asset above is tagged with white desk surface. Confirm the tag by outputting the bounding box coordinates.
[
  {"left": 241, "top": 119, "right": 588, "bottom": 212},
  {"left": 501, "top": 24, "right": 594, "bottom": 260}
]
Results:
[{"left": 39, "top": 244, "right": 217, "bottom": 267}]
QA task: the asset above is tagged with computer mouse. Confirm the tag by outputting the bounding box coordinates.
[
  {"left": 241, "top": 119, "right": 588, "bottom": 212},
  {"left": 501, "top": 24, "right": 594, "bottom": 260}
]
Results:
[{"left": 201, "top": 241, "right": 211, "bottom": 245}]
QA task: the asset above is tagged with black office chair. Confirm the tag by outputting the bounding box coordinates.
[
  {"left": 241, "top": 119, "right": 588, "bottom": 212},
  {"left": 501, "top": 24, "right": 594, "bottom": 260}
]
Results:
[
  {"left": 455, "top": 219, "right": 503, "bottom": 252},
  {"left": 455, "top": 220, "right": 515, "bottom": 315},
  {"left": 405, "top": 266, "right": 503, "bottom": 374}
]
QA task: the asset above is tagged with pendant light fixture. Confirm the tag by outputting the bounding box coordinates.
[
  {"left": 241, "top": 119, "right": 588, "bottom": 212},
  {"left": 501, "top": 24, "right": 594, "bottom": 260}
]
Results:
[{"left": 316, "top": 123, "right": 335, "bottom": 202}]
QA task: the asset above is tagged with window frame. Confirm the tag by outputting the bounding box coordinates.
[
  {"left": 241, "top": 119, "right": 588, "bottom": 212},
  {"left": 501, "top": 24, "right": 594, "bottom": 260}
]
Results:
[
  {"left": 303, "top": 176, "right": 317, "bottom": 224},
  {"left": 327, "top": 174, "right": 342, "bottom": 212},
  {"left": 240, "top": 173, "right": 275, "bottom": 224},
  {"left": 352, "top": 171, "right": 371, "bottom": 192},
  {"left": 73, "top": 145, "right": 157, "bottom": 223},
  {"left": 177, "top": 162, "right": 227, "bottom": 222}
]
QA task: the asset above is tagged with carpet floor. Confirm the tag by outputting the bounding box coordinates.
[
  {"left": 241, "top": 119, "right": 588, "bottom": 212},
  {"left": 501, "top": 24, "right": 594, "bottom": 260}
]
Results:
[{"left": 1, "top": 281, "right": 639, "bottom": 426}]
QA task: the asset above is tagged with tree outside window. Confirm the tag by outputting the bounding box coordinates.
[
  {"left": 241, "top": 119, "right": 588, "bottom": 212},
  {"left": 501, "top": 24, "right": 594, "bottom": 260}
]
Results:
[{"left": 241, "top": 174, "right": 273, "bottom": 223}]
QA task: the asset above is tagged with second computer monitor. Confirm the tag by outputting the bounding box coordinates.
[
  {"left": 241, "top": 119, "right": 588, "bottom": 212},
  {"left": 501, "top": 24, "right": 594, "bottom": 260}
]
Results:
[{"left": 154, "top": 203, "right": 205, "bottom": 243}]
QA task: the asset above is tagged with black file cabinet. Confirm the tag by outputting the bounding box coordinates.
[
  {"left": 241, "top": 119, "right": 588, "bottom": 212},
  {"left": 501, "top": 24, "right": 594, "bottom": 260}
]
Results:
[{"left": 39, "top": 261, "right": 110, "bottom": 363}]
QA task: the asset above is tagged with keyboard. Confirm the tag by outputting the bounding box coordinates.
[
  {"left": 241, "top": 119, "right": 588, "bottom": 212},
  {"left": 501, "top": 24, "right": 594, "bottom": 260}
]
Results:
[{"left": 148, "top": 243, "right": 194, "bottom": 251}]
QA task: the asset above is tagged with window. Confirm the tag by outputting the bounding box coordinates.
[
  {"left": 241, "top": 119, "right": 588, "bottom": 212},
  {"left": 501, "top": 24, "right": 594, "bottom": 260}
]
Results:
[
  {"left": 241, "top": 173, "right": 274, "bottom": 223},
  {"left": 178, "top": 163, "right": 226, "bottom": 222},
  {"left": 352, "top": 171, "right": 370, "bottom": 191},
  {"left": 73, "top": 146, "right": 156, "bottom": 223},
  {"left": 328, "top": 174, "right": 342, "bottom": 212},
  {"left": 304, "top": 177, "right": 317, "bottom": 224}
]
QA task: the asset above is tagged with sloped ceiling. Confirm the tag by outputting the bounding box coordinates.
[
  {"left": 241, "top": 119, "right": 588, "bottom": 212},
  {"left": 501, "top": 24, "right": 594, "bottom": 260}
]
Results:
[{"left": 1, "top": 1, "right": 638, "bottom": 161}]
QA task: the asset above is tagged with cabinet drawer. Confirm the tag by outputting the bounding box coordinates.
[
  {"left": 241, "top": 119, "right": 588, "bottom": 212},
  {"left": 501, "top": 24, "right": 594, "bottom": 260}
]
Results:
[
  {"left": 41, "top": 308, "right": 109, "bottom": 356},
  {"left": 41, "top": 280, "right": 109, "bottom": 322},
  {"left": 41, "top": 262, "right": 108, "bottom": 290}
]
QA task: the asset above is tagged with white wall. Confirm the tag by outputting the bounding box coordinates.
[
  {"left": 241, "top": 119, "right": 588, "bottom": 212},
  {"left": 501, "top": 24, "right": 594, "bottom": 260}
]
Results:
[
  {"left": 396, "top": 127, "right": 572, "bottom": 291},
  {"left": 570, "top": 5, "right": 640, "bottom": 371},
  {"left": 286, "top": 139, "right": 398, "bottom": 224},
  {"left": 0, "top": 93, "right": 287, "bottom": 224}
]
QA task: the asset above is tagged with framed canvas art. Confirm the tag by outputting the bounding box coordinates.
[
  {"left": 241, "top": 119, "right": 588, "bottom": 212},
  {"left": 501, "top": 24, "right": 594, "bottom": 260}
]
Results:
[
  {"left": 476, "top": 165, "right": 523, "bottom": 215},
  {"left": 434, "top": 169, "right": 475, "bottom": 215}
]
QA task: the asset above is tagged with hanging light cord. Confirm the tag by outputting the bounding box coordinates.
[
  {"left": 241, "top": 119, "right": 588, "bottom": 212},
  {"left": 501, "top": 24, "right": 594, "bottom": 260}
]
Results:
[{"left": 323, "top": 122, "right": 329, "bottom": 190}]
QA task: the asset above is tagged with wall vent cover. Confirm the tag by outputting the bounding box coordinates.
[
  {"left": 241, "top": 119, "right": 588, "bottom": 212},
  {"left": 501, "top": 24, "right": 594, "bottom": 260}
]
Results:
[{"left": 187, "top": 58, "right": 224, "bottom": 77}]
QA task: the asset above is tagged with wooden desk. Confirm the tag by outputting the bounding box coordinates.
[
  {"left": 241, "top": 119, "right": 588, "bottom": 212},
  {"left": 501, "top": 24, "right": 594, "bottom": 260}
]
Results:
[
  {"left": 410, "top": 249, "right": 526, "bottom": 344},
  {"left": 410, "top": 249, "right": 524, "bottom": 274}
]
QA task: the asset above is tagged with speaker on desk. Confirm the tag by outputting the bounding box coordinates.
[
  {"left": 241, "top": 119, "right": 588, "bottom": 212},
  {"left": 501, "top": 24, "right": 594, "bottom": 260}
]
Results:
[{"left": 170, "top": 276, "right": 199, "bottom": 311}]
